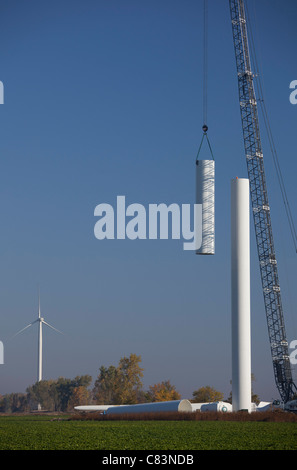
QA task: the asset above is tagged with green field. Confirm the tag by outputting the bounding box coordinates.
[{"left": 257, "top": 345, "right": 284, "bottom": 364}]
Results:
[{"left": 0, "top": 415, "right": 296, "bottom": 450}]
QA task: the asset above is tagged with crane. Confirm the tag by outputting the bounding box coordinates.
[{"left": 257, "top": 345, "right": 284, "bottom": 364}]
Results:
[{"left": 228, "top": 0, "right": 297, "bottom": 405}]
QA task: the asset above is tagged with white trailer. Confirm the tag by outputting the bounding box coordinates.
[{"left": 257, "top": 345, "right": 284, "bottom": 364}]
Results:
[{"left": 191, "top": 401, "right": 232, "bottom": 412}]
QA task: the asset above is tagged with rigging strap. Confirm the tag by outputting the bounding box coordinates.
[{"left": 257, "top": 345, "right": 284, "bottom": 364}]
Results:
[{"left": 196, "top": 131, "right": 214, "bottom": 161}]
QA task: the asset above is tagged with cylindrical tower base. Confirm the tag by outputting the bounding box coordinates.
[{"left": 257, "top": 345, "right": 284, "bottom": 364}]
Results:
[{"left": 231, "top": 177, "right": 252, "bottom": 412}]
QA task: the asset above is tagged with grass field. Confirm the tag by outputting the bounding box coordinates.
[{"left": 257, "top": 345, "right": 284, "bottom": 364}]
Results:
[{"left": 0, "top": 414, "right": 296, "bottom": 450}]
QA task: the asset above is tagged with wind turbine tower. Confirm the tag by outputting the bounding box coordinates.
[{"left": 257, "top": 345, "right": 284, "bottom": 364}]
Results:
[{"left": 13, "top": 291, "right": 63, "bottom": 383}]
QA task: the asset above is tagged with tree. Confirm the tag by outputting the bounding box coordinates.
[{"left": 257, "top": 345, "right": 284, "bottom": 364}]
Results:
[
  {"left": 0, "top": 393, "right": 29, "bottom": 413},
  {"left": 192, "top": 385, "right": 223, "bottom": 403},
  {"left": 67, "top": 386, "right": 90, "bottom": 410},
  {"left": 26, "top": 375, "right": 92, "bottom": 411},
  {"left": 116, "top": 354, "right": 144, "bottom": 404},
  {"left": 93, "top": 354, "right": 144, "bottom": 405},
  {"left": 26, "top": 380, "right": 57, "bottom": 411},
  {"left": 93, "top": 365, "right": 119, "bottom": 404},
  {"left": 146, "top": 380, "right": 181, "bottom": 402},
  {"left": 55, "top": 375, "right": 92, "bottom": 411}
]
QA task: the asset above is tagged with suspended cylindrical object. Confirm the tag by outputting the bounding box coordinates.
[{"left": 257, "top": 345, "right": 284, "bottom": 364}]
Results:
[
  {"left": 231, "top": 177, "right": 252, "bottom": 413},
  {"left": 196, "top": 159, "right": 215, "bottom": 255}
]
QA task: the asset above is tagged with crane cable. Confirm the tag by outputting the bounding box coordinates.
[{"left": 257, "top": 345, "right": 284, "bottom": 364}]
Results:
[
  {"left": 246, "top": 2, "right": 297, "bottom": 253},
  {"left": 203, "top": 0, "right": 208, "bottom": 129},
  {"left": 197, "top": 0, "right": 214, "bottom": 161}
]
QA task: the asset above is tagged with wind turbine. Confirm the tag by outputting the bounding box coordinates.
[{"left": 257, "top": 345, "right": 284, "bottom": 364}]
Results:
[{"left": 12, "top": 292, "right": 63, "bottom": 383}]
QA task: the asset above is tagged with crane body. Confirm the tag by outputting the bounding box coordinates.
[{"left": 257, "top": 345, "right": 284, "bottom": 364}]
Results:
[{"left": 229, "top": 0, "right": 297, "bottom": 404}]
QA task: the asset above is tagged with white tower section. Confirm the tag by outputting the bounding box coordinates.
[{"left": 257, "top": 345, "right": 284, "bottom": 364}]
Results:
[
  {"left": 38, "top": 296, "right": 43, "bottom": 383},
  {"left": 231, "top": 177, "right": 252, "bottom": 412},
  {"left": 196, "top": 160, "right": 215, "bottom": 255}
]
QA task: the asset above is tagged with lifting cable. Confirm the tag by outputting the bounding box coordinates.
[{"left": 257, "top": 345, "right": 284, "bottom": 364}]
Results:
[
  {"left": 246, "top": 2, "right": 297, "bottom": 253},
  {"left": 203, "top": 0, "right": 208, "bottom": 129},
  {"left": 197, "top": 0, "right": 214, "bottom": 162}
]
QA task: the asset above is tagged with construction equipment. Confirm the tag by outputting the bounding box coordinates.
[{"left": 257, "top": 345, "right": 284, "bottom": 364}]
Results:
[{"left": 229, "top": 0, "right": 297, "bottom": 404}]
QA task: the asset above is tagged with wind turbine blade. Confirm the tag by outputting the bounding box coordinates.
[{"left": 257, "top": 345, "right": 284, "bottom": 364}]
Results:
[
  {"left": 42, "top": 320, "right": 64, "bottom": 335},
  {"left": 38, "top": 287, "right": 41, "bottom": 319},
  {"left": 10, "top": 320, "right": 38, "bottom": 339}
]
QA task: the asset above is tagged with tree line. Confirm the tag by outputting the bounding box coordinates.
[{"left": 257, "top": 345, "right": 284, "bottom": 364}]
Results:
[{"left": 0, "top": 353, "right": 259, "bottom": 412}]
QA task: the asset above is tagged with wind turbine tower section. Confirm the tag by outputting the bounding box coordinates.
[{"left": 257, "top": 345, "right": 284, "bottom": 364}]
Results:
[
  {"left": 196, "top": 159, "right": 215, "bottom": 255},
  {"left": 231, "top": 177, "right": 252, "bottom": 412}
]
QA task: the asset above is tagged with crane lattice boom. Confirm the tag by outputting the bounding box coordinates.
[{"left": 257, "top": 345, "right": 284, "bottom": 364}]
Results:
[{"left": 229, "top": 0, "right": 296, "bottom": 402}]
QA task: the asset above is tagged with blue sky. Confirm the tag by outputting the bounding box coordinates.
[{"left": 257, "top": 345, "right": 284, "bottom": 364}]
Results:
[{"left": 0, "top": 0, "right": 296, "bottom": 402}]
